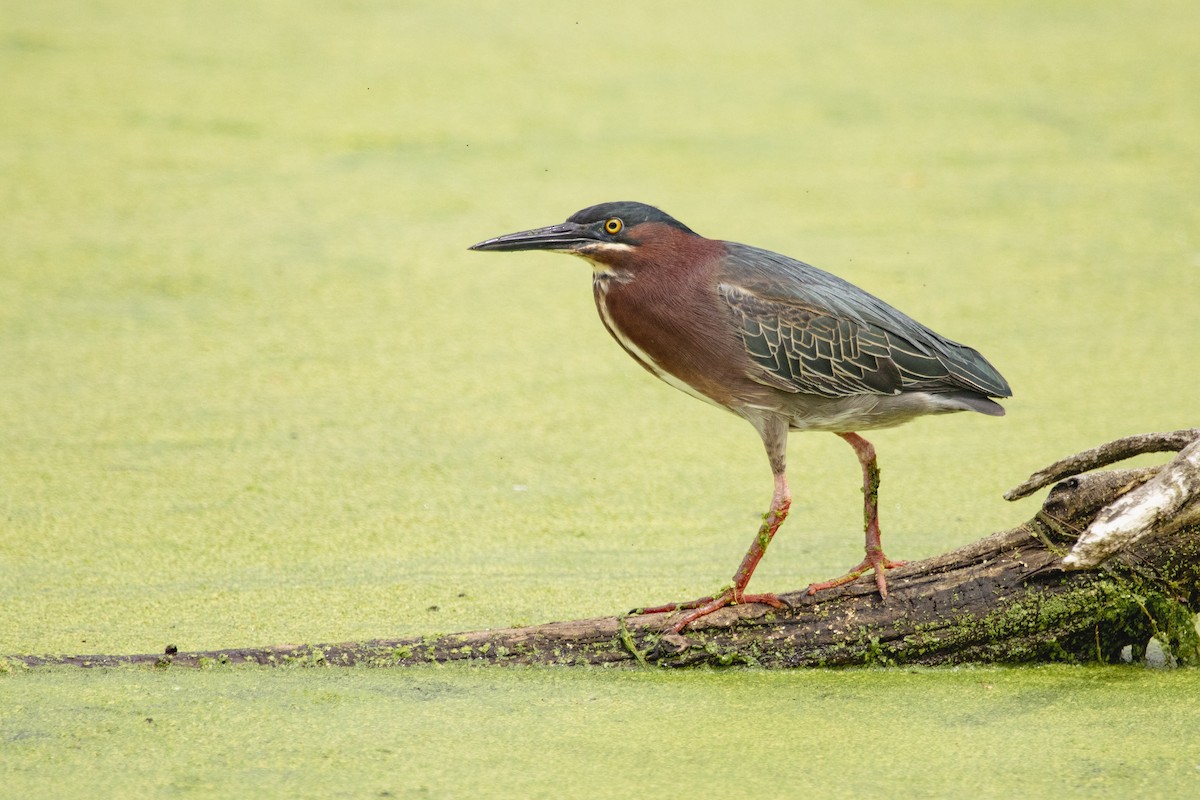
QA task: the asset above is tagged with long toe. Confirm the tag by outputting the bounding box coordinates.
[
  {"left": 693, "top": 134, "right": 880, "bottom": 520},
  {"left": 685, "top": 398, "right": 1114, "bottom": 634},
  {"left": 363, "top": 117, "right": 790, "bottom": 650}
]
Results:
[
  {"left": 807, "top": 553, "right": 906, "bottom": 598},
  {"left": 804, "top": 562, "right": 871, "bottom": 596},
  {"left": 637, "top": 589, "right": 783, "bottom": 633},
  {"left": 738, "top": 592, "right": 786, "bottom": 609},
  {"left": 673, "top": 590, "right": 784, "bottom": 632},
  {"left": 635, "top": 595, "right": 721, "bottom": 615}
]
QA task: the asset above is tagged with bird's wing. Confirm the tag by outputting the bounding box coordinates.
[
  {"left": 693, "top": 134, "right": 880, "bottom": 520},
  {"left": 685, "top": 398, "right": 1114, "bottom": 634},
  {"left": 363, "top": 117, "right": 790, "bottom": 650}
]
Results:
[
  {"left": 721, "top": 283, "right": 944, "bottom": 397},
  {"left": 717, "top": 244, "right": 1012, "bottom": 399}
]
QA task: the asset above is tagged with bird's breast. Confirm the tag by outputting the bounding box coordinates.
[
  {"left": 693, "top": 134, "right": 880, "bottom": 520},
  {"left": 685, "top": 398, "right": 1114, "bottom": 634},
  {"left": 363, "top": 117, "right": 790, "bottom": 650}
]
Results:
[{"left": 592, "top": 268, "right": 760, "bottom": 412}]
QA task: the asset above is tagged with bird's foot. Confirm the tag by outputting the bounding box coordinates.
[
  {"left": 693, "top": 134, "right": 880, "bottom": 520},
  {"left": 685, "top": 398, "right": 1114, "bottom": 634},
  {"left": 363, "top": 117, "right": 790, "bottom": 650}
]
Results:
[
  {"left": 636, "top": 588, "right": 785, "bottom": 633},
  {"left": 805, "top": 548, "right": 907, "bottom": 598}
]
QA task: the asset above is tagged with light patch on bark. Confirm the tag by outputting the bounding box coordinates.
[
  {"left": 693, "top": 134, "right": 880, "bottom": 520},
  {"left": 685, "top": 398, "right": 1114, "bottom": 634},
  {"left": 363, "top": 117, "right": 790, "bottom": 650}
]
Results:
[{"left": 1064, "top": 439, "right": 1200, "bottom": 569}]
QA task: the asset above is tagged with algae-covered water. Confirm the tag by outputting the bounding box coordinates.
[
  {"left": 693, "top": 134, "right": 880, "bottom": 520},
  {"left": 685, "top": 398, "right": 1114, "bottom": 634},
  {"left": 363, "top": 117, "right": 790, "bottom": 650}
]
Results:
[
  {"left": 3, "top": 1, "right": 1199, "bottom": 796},
  {"left": 5, "top": 665, "right": 1200, "bottom": 797}
]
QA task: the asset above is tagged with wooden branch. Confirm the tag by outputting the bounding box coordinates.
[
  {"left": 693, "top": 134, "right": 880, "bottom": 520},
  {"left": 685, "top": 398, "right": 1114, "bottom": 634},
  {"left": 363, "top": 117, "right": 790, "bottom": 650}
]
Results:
[
  {"left": 1004, "top": 428, "right": 1200, "bottom": 500},
  {"left": 1064, "top": 438, "right": 1200, "bottom": 569},
  {"left": 7, "top": 431, "right": 1200, "bottom": 672}
]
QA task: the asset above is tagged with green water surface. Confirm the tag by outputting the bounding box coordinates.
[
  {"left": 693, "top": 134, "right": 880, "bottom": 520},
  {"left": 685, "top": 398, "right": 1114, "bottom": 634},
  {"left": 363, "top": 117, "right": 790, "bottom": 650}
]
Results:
[{"left": 3, "top": 1, "right": 1199, "bottom": 796}]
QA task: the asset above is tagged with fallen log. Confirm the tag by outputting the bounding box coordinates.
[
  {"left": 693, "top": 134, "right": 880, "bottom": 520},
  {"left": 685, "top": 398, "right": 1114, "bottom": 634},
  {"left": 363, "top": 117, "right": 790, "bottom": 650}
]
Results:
[{"left": 8, "top": 431, "right": 1200, "bottom": 671}]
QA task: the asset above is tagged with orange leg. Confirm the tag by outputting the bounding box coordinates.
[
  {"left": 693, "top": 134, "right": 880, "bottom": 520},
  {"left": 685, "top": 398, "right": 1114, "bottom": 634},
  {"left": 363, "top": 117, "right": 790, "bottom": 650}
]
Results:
[
  {"left": 640, "top": 471, "right": 791, "bottom": 633},
  {"left": 806, "top": 432, "right": 906, "bottom": 598}
]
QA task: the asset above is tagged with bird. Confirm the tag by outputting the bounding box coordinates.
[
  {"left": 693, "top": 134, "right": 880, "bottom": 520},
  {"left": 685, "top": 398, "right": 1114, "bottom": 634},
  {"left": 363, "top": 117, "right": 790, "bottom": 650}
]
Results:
[{"left": 469, "top": 201, "right": 1010, "bottom": 632}]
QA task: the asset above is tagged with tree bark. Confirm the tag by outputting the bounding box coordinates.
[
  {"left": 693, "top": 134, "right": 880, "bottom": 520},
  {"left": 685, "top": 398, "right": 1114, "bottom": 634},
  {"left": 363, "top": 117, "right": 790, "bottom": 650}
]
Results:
[{"left": 8, "top": 431, "right": 1200, "bottom": 671}]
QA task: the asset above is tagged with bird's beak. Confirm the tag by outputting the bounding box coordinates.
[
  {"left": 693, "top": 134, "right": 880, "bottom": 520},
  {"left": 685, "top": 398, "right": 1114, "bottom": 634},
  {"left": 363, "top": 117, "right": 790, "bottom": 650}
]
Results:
[{"left": 468, "top": 222, "right": 601, "bottom": 253}]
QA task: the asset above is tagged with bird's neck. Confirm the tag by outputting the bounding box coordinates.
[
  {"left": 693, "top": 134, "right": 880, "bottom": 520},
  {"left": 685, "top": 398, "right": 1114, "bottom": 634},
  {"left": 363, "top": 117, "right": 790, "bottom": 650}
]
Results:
[
  {"left": 586, "top": 261, "right": 635, "bottom": 286},
  {"left": 586, "top": 233, "right": 743, "bottom": 412}
]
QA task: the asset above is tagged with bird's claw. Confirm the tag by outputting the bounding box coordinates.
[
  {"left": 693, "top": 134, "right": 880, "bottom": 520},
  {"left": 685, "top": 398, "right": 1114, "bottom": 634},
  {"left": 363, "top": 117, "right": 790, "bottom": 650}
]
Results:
[
  {"left": 805, "top": 552, "right": 907, "bottom": 598},
  {"left": 633, "top": 595, "right": 719, "bottom": 616},
  {"left": 634, "top": 589, "right": 784, "bottom": 633}
]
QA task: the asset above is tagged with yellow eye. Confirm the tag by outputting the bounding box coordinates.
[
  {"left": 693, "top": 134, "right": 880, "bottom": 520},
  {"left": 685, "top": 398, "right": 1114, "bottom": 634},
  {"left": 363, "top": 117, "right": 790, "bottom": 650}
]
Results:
[{"left": 604, "top": 218, "right": 623, "bottom": 235}]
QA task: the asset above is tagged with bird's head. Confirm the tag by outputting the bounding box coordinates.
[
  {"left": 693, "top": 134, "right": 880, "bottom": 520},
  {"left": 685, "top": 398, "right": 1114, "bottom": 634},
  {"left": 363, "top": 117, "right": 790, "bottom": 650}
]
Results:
[{"left": 469, "top": 202, "right": 698, "bottom": 267}]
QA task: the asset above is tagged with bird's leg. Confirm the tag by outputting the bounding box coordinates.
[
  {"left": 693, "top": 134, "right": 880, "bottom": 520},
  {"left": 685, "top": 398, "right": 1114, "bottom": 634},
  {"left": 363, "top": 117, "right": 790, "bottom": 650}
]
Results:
[
  {"left": 806, "top": 432, "right": 907, "bottom": 598},
  {"left": 639, "top": 419, "right": 791, "bottom": 632},
  {"left": 639, "top": 472, "right": 791, "bottom": 628}
]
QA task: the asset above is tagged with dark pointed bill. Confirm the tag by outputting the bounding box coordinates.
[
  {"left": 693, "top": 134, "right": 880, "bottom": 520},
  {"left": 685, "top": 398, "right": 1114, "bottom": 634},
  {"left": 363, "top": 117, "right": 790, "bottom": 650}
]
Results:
[{"left": 468, "top": 222, "right": 601, "bottom": 253}]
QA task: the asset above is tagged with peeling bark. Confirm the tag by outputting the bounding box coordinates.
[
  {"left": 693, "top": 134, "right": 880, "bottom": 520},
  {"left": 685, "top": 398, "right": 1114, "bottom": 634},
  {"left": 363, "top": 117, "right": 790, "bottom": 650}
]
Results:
[
  {"left": 1064, "top": 438, "right": 1200, "bottom": 569},
  {"left": 6, "top": 432, "right": 1200, "bottom": 672}
]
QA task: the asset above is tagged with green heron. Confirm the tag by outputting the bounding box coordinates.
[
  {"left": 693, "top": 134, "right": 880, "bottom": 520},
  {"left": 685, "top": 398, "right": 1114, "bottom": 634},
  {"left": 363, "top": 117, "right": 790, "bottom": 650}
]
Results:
[{"left": 470, "top": 201, "right": 1010, "bottom": 632}]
